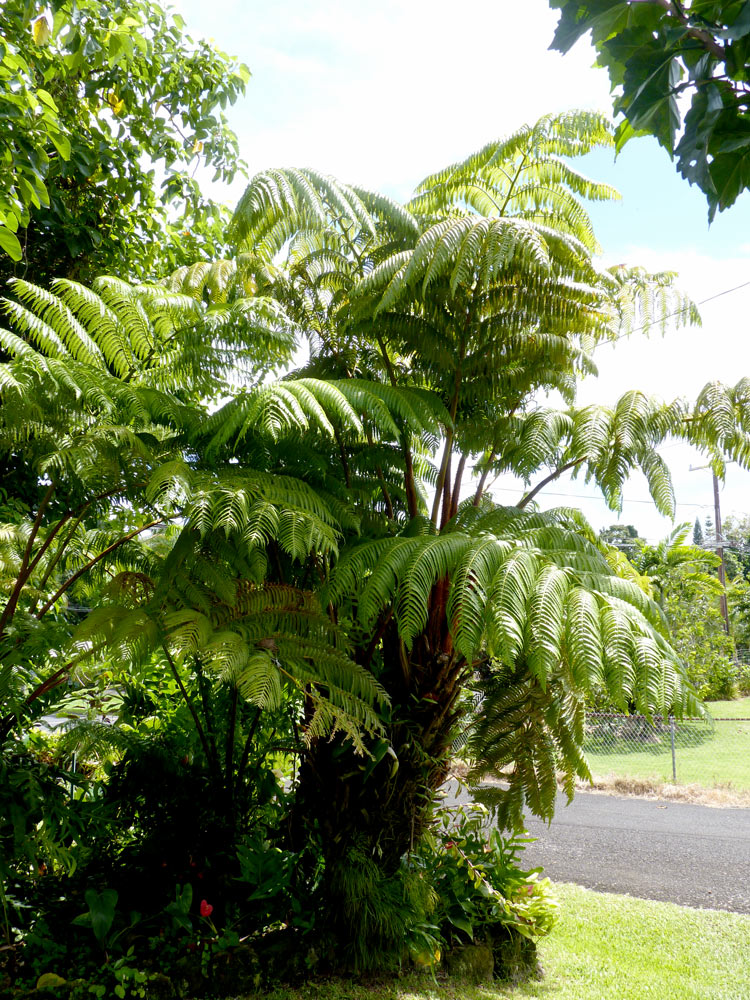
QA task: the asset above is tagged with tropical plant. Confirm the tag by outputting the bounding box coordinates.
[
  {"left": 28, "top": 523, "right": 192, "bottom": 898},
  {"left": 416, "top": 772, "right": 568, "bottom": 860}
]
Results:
[
  {"left": 216, "top": 111, "right": 750, "bottom": 886},
  {"left": 8, "top": 107, "right": 750, "bottom": 979},
  {"left": 631, "top": 523, "right": 737, "bottom": 698},
  {"left": 419, "top": 802, "right": 558, "bottom": 977},
  {"left": 0, "top": 270, "right": 430, "bottom": 982},
  {"left": 549, "top": 1, "right": 750, "bottom": 218},
  {"left": 0, "top": 273, "right": 285, "bottom": 739}
]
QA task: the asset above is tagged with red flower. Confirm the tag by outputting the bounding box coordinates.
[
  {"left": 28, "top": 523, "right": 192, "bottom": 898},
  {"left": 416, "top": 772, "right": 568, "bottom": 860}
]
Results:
[
  {"left": 444, "top": 840, "right": 456, "bottom": 849},
  {"left": 200, "top": 899, "right": 213, "bottom": 918}
]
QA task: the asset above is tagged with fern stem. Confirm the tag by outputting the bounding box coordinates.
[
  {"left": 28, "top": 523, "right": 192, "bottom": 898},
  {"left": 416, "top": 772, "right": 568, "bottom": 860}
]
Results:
[
  {"left": 499, "top": 151, "right": 529, "bottom": 216},
  {"left": 439, "top": 448, "right": 453, "bottom": 529},
  {"left": 360, "top": 609, "right": 394, "bottom": 670},
  {"left": 367, "top": 430, "right": 394, "bottom": 518},
  {"left": 36, "top": 518, "right": 172, "bottom": 618},
  {"left": 0, "top": 662, "right": 69, "bottom": 740},
  {"left": 0, "top": 646, "right": 104, "bottom": 741},
  {"left": 375, "top": 331, "right": 418, "bottom": 518},
  {"left": 334, "top": 429, "right": 352, "bottom": 489},
  {"left": 403, "top": 444, "right": 419, "bottom": 519},
  {"left": 161, "top": 643, "right": 214, "bottom": 771},
  {"left": 225, "top": 683, "right": 238, "bottom": 811},
  {"left": 25, "top": 485, "right": 139, "bottom": 585},
  {"left": 0, "top": 481, "right": 55, "bottom": 640},
  {"left": 473, "top": 449, "right": 496, "bottom": 506},
  {"left": 518, "top": 457, "right": 586, "bottom": 509},
  {"left": 431, "top": 429, "right": 454, "bottom": 527},
  {"left": 235, "top": 706, "right": 262, "bottom": 793},
  {"left": 195, "top": 656, "right": 221, "bottom": 778},
  {"left": 449, "top": 453, "right": 467, "bottom": 520},
  {"left": 433, "top": 338, "right": 464, "bottom": 526},
  {"left": 28, "top": 509, "right": 89, "bottom": 614}
]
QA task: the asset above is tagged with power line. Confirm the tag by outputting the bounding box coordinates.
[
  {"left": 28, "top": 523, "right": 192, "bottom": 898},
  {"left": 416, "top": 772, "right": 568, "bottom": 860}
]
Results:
[
  {"left": 594, "top": 278, "right": 750, "bottom": 350},
  {"left": 488, "top": 484, "right": 714, "bottom": 507}
]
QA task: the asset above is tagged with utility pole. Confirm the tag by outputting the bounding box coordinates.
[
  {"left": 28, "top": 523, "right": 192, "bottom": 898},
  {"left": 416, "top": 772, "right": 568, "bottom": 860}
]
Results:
[
  {"left": 689, "top": 464, "right": 730, "bottom": 635},
  {"left": 711, "top": 472, "right": 730, "bottom": 634}
]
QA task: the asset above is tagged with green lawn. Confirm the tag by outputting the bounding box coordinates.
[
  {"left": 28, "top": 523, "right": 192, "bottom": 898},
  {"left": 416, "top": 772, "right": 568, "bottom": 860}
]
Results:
[
  {"left": 706, "top": 696, "right": 750, "bottom": 718},
  {"left": 256, "top": 883, "right": 750, "bottom": 1000},
  {"left": 583, "top": 699, "right": 750, "bottom": 790}
]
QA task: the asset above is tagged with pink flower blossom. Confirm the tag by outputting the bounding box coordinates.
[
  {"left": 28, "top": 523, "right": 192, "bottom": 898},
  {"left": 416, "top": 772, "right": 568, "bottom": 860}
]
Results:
[{"left": 200, "top": 899, "right": 213, "bottom": 918}]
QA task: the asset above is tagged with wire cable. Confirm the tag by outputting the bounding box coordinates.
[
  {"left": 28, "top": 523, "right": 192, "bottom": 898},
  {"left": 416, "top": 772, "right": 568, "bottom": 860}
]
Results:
[
  {"left": 593, "top": 277, "right": 750, "bottom": 350},
  {"left": 488, "top": 484, "right": 713, "bottom": 507}
]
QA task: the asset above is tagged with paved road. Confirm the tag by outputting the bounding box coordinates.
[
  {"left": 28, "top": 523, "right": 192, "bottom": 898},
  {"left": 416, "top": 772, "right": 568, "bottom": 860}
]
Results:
[{"left": 445, "top": 783, "right": 750, "bottom": 913}]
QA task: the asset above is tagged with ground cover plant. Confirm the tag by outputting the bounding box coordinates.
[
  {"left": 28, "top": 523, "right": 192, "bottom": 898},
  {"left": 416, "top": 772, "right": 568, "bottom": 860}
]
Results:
[
  {"left": 5, "top": 4, "right": 750, "bottom": 996},
  {"left": 256, "top": 883, "right": 750, "bottom": 1000}
]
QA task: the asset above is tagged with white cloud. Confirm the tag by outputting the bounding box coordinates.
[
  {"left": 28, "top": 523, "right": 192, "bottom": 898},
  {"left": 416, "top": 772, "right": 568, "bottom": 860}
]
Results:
[{"left": 173, "top": 0, "right": 614, "bottom": 195}]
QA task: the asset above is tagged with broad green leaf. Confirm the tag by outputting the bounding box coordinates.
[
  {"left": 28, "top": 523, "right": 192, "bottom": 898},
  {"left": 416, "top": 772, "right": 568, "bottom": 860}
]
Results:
[{"left": 0, "top": 226, "right": 22, "bottom": 260}]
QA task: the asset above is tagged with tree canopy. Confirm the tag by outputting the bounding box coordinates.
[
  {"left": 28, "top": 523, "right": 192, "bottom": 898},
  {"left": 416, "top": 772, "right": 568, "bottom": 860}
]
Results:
[
  {"left": 0, "top": 0, "right": 249, "bottom": 283},
  {"left": 550, "top": 1, "right": 750, "bottom": 219}
]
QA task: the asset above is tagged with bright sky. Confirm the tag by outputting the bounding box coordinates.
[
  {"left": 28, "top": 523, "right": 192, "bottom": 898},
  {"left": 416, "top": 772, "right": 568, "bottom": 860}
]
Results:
[{"left": 172, "top": 0, "right": 750, "bottom": 544}]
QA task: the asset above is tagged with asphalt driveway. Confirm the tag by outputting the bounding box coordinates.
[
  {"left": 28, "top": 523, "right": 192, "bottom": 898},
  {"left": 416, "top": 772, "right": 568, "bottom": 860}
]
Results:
[{"left": 444, "top": 783, "right": 750, "bottom": 914}]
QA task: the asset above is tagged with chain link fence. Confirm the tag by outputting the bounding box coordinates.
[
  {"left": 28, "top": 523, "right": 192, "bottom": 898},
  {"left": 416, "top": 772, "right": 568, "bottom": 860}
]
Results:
[
  {"left": 452, "top": 700, "right": 750, "bottom": 790},
  {"left": 583, "top": 712, "right": 750, "bottom": 789}
]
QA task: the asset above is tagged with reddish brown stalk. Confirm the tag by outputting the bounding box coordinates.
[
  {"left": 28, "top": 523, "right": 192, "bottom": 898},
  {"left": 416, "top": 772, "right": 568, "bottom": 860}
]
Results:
[
  {"left": 439, "top": 449, "right": 453, "bottom": 529},
  {"left": 36, "top": 518, "right": 169, "bottom": 618},
  {"left": 517, "top": 457, "right": 586, "bottom": 509},
  {"left": 403, "top": 446, "right": 419, "bottom": 519},
  {"left": 375, "top": 332, "right": 418, "bottom": 519},
  {"left": 449, "top": 453, "right": 467, "bottom": 521},
  {"left": 0, "top": 482, "right": 56, "bottom": 640}
]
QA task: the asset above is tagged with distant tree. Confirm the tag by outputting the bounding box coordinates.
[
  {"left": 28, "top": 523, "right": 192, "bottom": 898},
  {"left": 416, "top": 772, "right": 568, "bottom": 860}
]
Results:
[
  {"left": 722, "top": 513, "right": 750, "bottom": 579},
  {"left": 705, "top": 514, "right": 715, "bottom": 541},
  {"left": 549, "top": 1, "right": 750, "bottom": 219},
  {"left": 633, "top": 524, "right": 736, "bottom": 698},
  {"left": 599, "top": 523, "right": 642, "bottom": 553},
  {"left": 693, "top": 517, "right": 704, "bottom": 546}
]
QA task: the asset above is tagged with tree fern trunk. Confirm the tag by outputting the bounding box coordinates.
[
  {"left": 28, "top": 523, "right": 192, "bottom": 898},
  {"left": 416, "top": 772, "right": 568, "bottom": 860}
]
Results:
[{"left": 293, "top": 637, "right": 463, "bottom": 873}]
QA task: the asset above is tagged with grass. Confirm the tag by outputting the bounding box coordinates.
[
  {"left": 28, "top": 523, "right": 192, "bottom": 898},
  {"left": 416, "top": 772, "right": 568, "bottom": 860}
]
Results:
[
  {"left": 254, "top": 883, "right": 750, "bottom": 1000},
  {"left": 706, "top": 696, "right": 750, "bottom": 718},
  {"left": 583, "top": 697, "right": 750, "bottom": 791}
]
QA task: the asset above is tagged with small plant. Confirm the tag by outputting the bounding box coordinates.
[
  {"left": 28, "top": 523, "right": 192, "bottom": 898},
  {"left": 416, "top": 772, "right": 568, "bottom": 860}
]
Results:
[{"left": 414, "top": 800, "right": 559, "bottom": 980}]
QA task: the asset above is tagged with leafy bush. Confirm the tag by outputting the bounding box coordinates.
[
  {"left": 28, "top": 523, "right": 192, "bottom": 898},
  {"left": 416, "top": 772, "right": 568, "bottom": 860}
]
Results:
[{"left": 410, "top": 801, "right": 558, "bottom": 981}]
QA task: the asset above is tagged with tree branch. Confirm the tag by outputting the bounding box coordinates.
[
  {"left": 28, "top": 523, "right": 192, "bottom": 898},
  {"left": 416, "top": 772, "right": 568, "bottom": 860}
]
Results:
[
  {"left": 517, "top": 458, "right": 586, "bottom": 509},
  {"left": 631, "top": 0, "right": 725, "bottom": 60},
  {"left": 36, "top": 518, "right": 170, "bottom": 618}
]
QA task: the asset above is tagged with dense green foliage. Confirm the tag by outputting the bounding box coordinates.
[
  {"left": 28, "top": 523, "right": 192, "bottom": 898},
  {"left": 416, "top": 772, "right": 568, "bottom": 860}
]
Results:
[
  {"left": 632, "top": 525, "right": 738, "bottom": 698},
  {"left": 4, "top": 91, "right": 750, "bottom": 992},
  {"left": 0, "top": 0, "right": 249, "bottom": 282},
  {"left": 550, "top": 1, "right": 750, "bottom": 218}
]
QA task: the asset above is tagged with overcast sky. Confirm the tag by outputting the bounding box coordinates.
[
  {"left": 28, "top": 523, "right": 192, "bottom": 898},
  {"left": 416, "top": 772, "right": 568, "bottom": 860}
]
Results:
[{"left": 172, "top": 0, "right": 750, "bottom": 543}]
